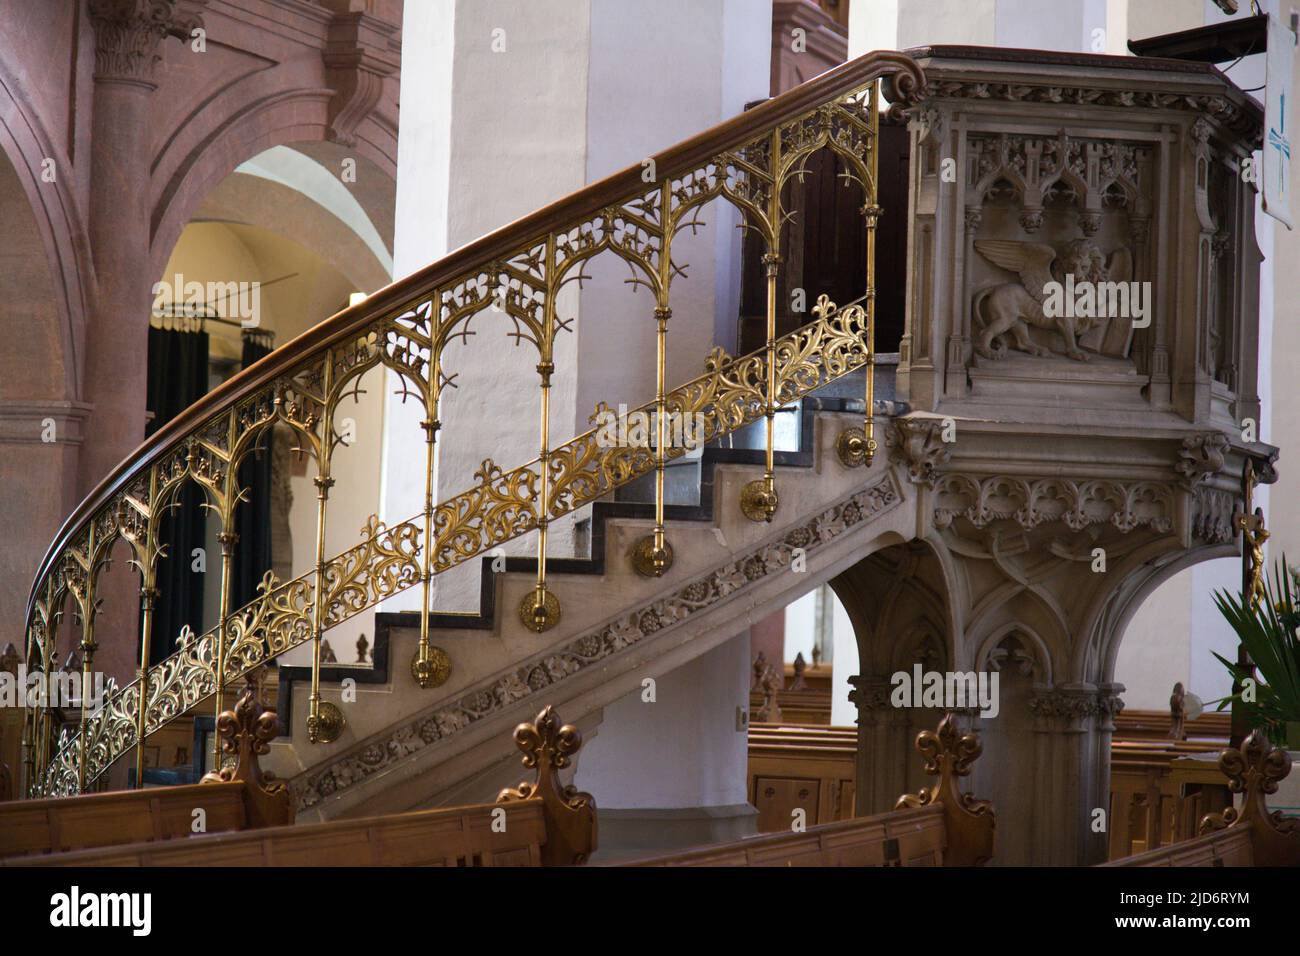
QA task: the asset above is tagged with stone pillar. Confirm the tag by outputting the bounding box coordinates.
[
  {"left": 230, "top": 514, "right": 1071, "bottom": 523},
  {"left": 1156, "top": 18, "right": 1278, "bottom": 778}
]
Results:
[
  {"left": 848, "top": 674, "right": 942, "bottom": 814},
  {"left": 382, "top": 0, "right": 771, "bottom": 611},
  {"left": 575, "top": 630, "right": 755, "bottom": 862},
  {"left": 81, "top": 0, "right": 200, "bottom": 493}
]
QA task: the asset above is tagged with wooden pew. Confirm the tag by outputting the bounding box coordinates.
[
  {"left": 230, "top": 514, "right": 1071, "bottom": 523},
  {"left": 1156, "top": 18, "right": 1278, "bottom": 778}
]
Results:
[
  {"left": 4, "top": 704, "right": 597, "bottom": 867},
  {"left": 1113, "top": 708, "right": 1231, "bottom": 742},
  {"left": 0, "top": 677, "right": 291, "bottom": 859},
  {"left": 1107, "top": 738, "right": 1228, "bottom": 858},
  {"left": 747, "top": 723, "right": 856, "bottom": 831},
  {"left": 1102, "top": 730, "right": 1300, "bottom": 867},
  {"left": 622, "top": 713, "right": 994, "bottom": 867}
]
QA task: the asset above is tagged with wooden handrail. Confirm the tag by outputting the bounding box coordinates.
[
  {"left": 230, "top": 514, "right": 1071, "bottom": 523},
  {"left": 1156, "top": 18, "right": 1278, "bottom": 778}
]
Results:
[{"left": 26, "top": 49, "right": 924, "bottom": 613}]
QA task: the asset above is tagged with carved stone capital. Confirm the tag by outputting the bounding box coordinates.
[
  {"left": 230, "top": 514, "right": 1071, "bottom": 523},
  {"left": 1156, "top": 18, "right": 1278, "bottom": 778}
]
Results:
[
  {"left": 886, "top": 419, "right": 951, "bottom": 486},
  {"left": 1176, "top": 432, "right": 1230, "bottom": 489},
  {"left": 847, "top": 675, "right": 893, "bottom": 713},
  {"left": 88, "top": 0, "right": 204, "bottom": 83},
  {"left": 1019, "top": 208, "right": 1044, "bottom": 234}
]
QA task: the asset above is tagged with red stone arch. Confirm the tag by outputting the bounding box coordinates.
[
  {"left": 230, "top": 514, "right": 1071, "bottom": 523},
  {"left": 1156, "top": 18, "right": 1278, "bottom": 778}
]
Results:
[{"left": 149, "top": 85, "right": 397, "bottom": 280}]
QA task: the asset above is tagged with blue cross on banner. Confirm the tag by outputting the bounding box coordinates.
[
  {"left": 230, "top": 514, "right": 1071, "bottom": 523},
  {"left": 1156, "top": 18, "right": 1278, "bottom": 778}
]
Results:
[
  {"left": 1262, "top": 13, "right": 1295, "bottom": 228},
  {"left": 1269, "top": 96, "right": 1290, "bottom": 193}
]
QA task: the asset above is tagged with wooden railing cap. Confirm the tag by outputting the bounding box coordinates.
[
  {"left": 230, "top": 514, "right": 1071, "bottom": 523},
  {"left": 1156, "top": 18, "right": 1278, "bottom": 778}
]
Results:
[
  {"left": 894, "top": 713, "right": 994, "bottom": 866},
  {"left": 497, "top": 706, "right": 596, "bottom": 866}
]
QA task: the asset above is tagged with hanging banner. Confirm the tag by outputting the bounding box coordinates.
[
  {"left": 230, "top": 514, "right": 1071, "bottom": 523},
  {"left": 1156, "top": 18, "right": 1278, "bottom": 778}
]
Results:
[{"left": 1262, "top": 12, "right": 1295, "bottom": 229}]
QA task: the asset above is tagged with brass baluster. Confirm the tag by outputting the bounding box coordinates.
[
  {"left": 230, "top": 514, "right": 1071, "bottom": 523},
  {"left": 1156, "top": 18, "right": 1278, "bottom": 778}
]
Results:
[
  {"left": 521, "top": 239, "right": 561, "bottom": 632},
  {"left": 210, "top": 412, "right": 242, "bottom": 768},
  {"left": 20, "top": 624, "right": 36, "bottom": 795},
  {"left": 837, "top": 82, "right": 881, "bottom": 469},
  {"left": 34, "top": 591, "right": 56, "bottom": 792},
  {"left": 742, "top": 128, "right": 784, "bottom": 523},
  {"left": 74, "top": 532, "right": 99, "bottom": 793},
  {"left": 132, "top": 466, "right": 161, "bottom": 788},
  {"left": 413, "top": 340, "right": 451, "bottom": 687},
  {"left": 306, "top": 352, "right": 343, "bottom": 742},
  {"left": 632, "top": 182, "right": 676, "bottom": 577}
]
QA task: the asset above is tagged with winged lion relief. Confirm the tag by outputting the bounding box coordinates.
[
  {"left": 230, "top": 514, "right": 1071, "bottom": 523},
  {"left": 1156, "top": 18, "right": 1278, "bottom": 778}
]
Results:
[{"left": 972, "top": 238, "right": 1136, "bottom": 362}]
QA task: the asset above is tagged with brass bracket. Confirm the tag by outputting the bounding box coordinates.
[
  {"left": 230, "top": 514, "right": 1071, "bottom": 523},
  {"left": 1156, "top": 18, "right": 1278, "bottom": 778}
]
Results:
[
  {"left": 520, "top": 587, "right": 561, "bottom": 633},
  {"left": 307, "top": 700, "right": 346, "bottom": 745},
  {"left": 835, "top": 427, "right": 877, "bottom": 468},
  {"left": 631, "top": 534, "right": 674, "bottom": 577},
  {"left": 411, "top": 645, "right": 452, "bottom": 689},
  {"left": 740, "top": 479, "right": 779, "bottom": 523}
]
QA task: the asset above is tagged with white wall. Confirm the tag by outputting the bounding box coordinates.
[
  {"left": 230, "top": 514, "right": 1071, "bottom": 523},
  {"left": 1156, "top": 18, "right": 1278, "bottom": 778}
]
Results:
[
  {"left": 382, "top": 0, "right": 771, "bottom": 612},
  {"left": 577, "top": 629, "right": 751, "bottom": 808},
  {"left": 782, "top": 584, "right": 860, "bottom": 726}
]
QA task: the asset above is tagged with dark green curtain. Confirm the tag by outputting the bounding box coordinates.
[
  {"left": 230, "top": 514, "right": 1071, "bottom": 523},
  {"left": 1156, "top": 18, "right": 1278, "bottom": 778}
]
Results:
[
  {"left": 145, "top": 325, "right": 210, "bottom": 666},
  {"left": 230, "top": 334, "right": 274, "bottom": 609}
]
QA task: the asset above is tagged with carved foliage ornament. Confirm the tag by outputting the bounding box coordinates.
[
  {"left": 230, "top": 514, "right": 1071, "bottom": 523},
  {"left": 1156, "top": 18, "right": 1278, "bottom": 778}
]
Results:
[
  {"left": 926, "top": 80, "right": 1261, "bottom": 142},
  {"left": 933, "top": 474, "right": 1173, "bottom": 534},
  {"left": 88, "top": 0, "right": 205, "bottom": 80}
]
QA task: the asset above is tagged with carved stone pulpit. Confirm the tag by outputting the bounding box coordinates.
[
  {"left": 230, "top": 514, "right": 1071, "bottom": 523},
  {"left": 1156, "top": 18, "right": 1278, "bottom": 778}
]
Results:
[{"left": 897, "top": 46, "right": 1263, "bottom": 433}]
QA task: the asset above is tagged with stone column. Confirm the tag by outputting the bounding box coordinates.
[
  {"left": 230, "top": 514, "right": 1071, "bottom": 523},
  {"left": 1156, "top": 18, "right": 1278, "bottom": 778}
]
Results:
[
  {"left": 848, "top": 675, "right": 929, "bottom": 814},
  {"left": 80, "top": 0, "right": 200, "bottom": 493}
]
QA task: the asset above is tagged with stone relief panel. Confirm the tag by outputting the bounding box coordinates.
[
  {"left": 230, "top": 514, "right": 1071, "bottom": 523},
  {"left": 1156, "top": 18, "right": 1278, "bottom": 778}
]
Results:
[{"left": 965, "top": 133, "right": 1152, "bottom": 364}]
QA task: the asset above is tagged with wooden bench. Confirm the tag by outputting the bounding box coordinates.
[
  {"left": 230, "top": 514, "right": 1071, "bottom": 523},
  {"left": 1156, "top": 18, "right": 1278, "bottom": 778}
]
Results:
[
  {"left": 747, "top": 723, "right": 856, "bottom": 831},
  {"left": 1113, "top": 708, "right": 1231, "bottom": 741},
  {"left": 0, "top": 676, "right": 291, "bottom": 859},
  {"left": 1102, "top": 730, "right": 1300, "bottom": 867},
  {"left": 622, "top": 713, "right": 994, "bottom": 867},
  {"left": 1107, "top": 738, "right": 1229, "bottom": 858},
  {"left": 4, "top": 704, "right": 597, "bottom": 868}
]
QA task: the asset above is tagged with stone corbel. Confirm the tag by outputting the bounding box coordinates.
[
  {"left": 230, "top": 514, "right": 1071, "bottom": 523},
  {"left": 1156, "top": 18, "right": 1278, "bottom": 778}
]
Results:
[
  {"left": 1175, "top": 432, "right": 1230, "bottom": 489},
  {"left": 886, "top": 419, "right": 952, "bottom": 486},
  {"left": 323, "top": 11, "right": 400, "bottom": 148}
]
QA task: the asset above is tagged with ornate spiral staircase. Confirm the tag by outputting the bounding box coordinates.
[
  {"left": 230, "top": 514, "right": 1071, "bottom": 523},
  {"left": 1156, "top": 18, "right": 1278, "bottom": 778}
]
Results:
[{"left": 16, "top": 51, "right": 925, "bottom": 805}]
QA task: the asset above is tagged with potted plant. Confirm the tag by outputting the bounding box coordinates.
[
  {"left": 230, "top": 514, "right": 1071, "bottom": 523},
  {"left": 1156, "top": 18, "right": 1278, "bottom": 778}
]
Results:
[{"left": 1212, "top": 558, "right": 1300, "bottom": 749}]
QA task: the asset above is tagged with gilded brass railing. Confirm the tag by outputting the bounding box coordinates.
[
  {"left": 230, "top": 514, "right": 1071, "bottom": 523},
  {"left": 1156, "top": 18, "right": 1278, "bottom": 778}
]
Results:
[{"left": 21, "top": 50, "right": 922, "bottom": 797}]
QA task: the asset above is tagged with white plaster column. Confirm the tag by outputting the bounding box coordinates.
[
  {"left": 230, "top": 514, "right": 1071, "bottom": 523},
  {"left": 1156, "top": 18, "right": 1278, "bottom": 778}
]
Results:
[
  {"left": 576, "top": 629, "right": 754, "bottom": 860},
  {"left": 381, "top": 0, "right": 772, "bottom": 612}
]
